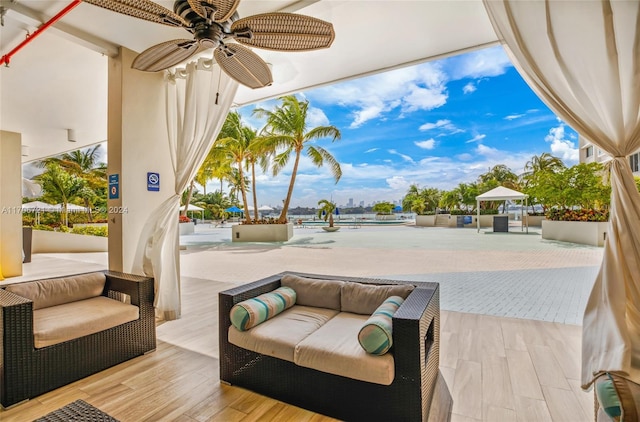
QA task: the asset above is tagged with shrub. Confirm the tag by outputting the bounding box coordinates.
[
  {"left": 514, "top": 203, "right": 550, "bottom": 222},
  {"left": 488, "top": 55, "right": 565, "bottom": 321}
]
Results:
[
  {"left": 71, "top": 226, "right": 108, "bottom": 237},
  {"left": 545, "top": 209, "right": 609, "bottom": 222},
  {"left": 179, "top": 215, "right": 191, "bottom": 223},
  {"left": 33, "top": 224, "right": 54, "bottom": 231},
  {"left": 450, "top": 209, "right": 498, "bottom": 215}
]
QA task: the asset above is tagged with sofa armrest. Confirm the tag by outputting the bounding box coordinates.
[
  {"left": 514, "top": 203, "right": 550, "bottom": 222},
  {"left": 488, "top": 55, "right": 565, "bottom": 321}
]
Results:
[
  {"left": 0, "top": 287, "right": 36, "bottom": 348},
  {"left": 392, "top": 284, "right": 440, "bottom": 412},
  {"left": 104, "top": 271, "right": 154, "bottom": 309}
]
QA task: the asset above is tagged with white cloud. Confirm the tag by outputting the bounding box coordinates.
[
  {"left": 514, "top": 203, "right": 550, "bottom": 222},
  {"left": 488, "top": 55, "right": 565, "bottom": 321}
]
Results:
[
  {"left": 309, "top": 62, "right": 448, "bottom": 128},
  {"left": 388, "top": 149, "right": 415, "bottom": 163},
  {"left": 306, "top": 106, "right": 330, "bottom": 127},
  {"left": 504, "top": 114, "right": 525, "bottom": 120},
  {"left": 418, "top": 119, "right": 463, "bottom": 134},
  {"left": 365, "top": 148, "right": 379, "bottom": 153},
  {"left": 545, "top": 122, "right": 579, "bottom": 164},
  {"left": 465, "top": 134, "right": 486, "bottom": 143},
  {"left": 386, "top": 176, "right": 411, "bottom": 190},
  {"left": 457, "top": 153, "right": 473, "bottom": 161},
  {"left": 415, "top": 139, "right": 436, "bottom": 150},
  {"left": 445, "top": 46, "right": 513, "bottom": 80},
  {"left": 463, "top": 82, "right": 477, "bottom": 94}
]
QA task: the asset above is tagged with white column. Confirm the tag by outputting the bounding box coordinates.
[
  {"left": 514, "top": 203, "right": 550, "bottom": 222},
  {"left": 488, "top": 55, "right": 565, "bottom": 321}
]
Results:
[
  {"left": 0, "top": 130, "right": 24, "bottom": 277},
  {"left": 107, "top": 48, "right": 175, "bottom": 273}
]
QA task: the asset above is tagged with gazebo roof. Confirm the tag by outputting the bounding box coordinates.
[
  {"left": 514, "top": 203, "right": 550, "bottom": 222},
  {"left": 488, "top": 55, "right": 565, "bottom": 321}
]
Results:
[{"left": 476, "top": 186, "right": 528, "bottom": 201}]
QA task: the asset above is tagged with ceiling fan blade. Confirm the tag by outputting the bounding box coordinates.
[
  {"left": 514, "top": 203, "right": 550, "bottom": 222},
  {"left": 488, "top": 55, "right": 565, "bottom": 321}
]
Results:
[
  {"left": 231, "top": 13, "right": 335, "bottom": 51},
  {"left": 214, "top": 43, "right": 272, "bottom": 89},
  {"left": 132, "top": 39, "right": 205, "bottom": 72},
  {"left": 83, "top": 0, "right": 188, "bottom": 27},
  {"left": 187, "top": 0, "right": 240, "bottom": 22}
]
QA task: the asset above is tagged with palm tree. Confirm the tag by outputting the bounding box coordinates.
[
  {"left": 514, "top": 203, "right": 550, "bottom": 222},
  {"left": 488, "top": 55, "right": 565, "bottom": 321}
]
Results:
[
  {"left": 37, "top": 145, "right": 106, "bottom": 221},
  {"left": 213, "top": 111, "right": 255, "bottom": 224},
  {"left": 253, "top": 95, "right": 341, "bottom": 224},
  {"left": 36, "top": 162, "right": 86, "bottom": 226},
  {"left": 243, "top": 126, "right": 272, "bottom": 222},
  {"left": 317, "top": 199, "right": 337, "bottom": 228},
  {"left": 523, "top": 152, "right": 564, "bottom": 177}
]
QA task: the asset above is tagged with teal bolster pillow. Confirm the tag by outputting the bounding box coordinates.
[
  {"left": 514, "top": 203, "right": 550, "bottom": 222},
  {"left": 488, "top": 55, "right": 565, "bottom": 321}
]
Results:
[
  {"left": 596, "top": 373, "right": 622, "bottom": 420},
  {"left": 358, "top": 296, "right": 404, "bottom": 355},
  {"left": 230, "top": 286, "right": 296, "bottom": 331}
]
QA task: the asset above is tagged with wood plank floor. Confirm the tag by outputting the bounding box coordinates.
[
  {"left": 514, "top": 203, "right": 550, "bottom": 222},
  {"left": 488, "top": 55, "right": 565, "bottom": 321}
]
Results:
[{"left": 1, "top": 275, "right": 594, "bottom": 421}]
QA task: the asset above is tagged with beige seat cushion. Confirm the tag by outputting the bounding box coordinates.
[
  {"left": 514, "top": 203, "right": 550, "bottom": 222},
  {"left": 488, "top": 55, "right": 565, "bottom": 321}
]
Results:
[
  {"left": 294, "top": 312, "right": 395, "bottom": 385},
  {"left": 6, "top": 272, "right": 106, "bottom": 310},
  {"left": 341, "top": 282, "right": 414, "bottom": 315},
  {"left": 228, "top": 305, "right": 339, "bottom": 362},
  {"left": 33, "top": 296, "right": 139, "bottom": 348},
  {"left": 281, "top": 274, "right": 344, "bottom": 310}
]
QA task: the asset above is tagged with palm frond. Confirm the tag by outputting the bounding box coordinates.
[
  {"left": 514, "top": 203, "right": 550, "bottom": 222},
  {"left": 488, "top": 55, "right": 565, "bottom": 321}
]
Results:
[
  {"left": 311, "top": 146, "right": 342, "bottom": 183},
  {"left": 304, "top": 125, "right": 341, "bottom": 142}
]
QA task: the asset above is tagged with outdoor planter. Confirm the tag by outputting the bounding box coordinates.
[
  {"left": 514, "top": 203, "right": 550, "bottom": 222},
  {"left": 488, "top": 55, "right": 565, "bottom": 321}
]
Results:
[
  {"left": 321, "top": 226, "right": 340, "bottom": 232},
  {"left": 179, "top": 222, "right": 195, "bottom": 235},
  {"left": 32, "top": 230, "right": 108, "bottom": 253},
  {"left": 446, "top": 215, "right": 494, "bottom": 228},
  {"left": 415, "top": 215, "right": 436, "bottom": 227},
  {"left": 232, "top": 223, "right": 294, "bottom": 242},
  {"left": 525, "top": 215, "right": 546, "bottom": 227},
  {"left": 542, "top": 220, "right": 608, "bottom": 246}
]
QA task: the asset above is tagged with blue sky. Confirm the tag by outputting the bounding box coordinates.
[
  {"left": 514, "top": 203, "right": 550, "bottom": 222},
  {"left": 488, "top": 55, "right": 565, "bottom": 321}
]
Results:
[{"left": 229, "top": 45, "right": 579, "bottom": 209}]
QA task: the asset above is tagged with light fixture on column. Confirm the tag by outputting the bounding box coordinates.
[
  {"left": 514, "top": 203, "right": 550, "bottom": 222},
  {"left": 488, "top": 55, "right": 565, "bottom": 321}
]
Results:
[
  {"left": 67, "top": 129, "right": 76, "bottom": 142},
  {"left": 21, "top": 145, "right": 29, "bottom": 157}
]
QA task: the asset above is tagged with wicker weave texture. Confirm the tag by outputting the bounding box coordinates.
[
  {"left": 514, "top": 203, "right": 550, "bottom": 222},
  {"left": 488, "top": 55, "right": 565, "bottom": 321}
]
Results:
[
  {"left": 189, "top": 0, "right": 240, "bottom": 22},
  {"left": 232, "top": 13, "right": 335, "bottom": 51},
  {"left": 35, "top": 399, "right": 119, "bottom": 421},
  {"left": 0, "top": 271, "right": 156, "bottom": 408},
  {"left": 132, "top": 39, "right": 203, "bottom": 72},
  {"left": 219, "top": 272, "right": 440, "bottom": 421},
  {"left": 83, "top": 0, "right": 186, "bottom": 27},
  {"left": 214, "top": 44, "right": 273, "bottom": 88}
]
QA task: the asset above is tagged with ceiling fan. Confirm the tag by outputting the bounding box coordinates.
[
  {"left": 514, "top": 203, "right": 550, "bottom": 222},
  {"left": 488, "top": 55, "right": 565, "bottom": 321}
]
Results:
[{"left": 82, "top": 0, "right": 335, "bottom": 89}]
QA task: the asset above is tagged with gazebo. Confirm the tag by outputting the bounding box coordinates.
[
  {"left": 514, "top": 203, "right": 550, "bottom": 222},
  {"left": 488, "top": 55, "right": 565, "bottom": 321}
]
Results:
[{"left": 475, "top": 186, "right": 529, "bottom": 233}]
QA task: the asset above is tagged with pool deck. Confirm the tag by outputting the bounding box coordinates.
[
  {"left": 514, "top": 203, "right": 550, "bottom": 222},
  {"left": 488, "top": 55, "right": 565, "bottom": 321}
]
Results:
[{"left": 179, "top": 224, "right": 601, "bottom": 325}]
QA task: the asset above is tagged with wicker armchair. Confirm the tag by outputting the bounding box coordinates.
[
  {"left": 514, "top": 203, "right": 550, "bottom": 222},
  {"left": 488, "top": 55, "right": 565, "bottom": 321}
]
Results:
[
  {"left": 0, "top": 271, "right": 156, "bottom": 408},
  {"left": 219, "top": 272, "right": 440, "bottom": 422}
]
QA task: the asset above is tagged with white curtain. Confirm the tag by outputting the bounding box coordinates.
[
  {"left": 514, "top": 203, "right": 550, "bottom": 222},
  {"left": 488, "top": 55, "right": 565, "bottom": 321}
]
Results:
[
  {"left": 482, "top": 1, "right": 640, "bottom": 389},
  {"left": 133, "top": 58, "right": 238, "bottom": 320}
]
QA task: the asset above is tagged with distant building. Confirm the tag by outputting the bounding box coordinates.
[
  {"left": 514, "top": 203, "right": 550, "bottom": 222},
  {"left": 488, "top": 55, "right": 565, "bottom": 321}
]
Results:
[
  {"left": 347, "top": 198, "right": 354, "bottom": 207},
  {"left": 579, "top": 134, "right": 640, "bottom": 175},
  {"left": 359, "top": 201, "right": 365, "bottom": 207}
]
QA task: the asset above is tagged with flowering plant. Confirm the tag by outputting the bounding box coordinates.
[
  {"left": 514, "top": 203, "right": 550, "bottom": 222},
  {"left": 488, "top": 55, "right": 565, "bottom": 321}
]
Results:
[
  {"left": 545, "top": 209, "right": 609, "bottom": 222},
  {"left": 178, "top": 215, "right": 192, "bottom": 223}
]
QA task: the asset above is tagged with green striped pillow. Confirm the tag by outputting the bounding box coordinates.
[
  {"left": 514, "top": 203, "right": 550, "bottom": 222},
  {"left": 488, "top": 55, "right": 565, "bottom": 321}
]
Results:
[
  {"left": 230, "top": 286, "right": 297, "bottom": 331},
  {"left": 358, "top": 296, "right": 404, "bottom": 355}
]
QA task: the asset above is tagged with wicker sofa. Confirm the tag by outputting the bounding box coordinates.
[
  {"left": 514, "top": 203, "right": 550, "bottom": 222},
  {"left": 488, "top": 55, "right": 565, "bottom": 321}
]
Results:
[
  {"left": 219, "top": 272, "right": 442, "bottom": 422},
  {"left": 0, "top": 270, "right": 155, "bottom": 408}
]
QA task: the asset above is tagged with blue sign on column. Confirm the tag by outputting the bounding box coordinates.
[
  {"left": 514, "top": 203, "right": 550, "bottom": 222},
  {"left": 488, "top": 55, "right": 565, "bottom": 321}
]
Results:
[
  {"left": 108, "top": 174, "right": 119, "bottom": 199},
  {"left": 147, "top": 172, "right": 160, "bottom": 191}
]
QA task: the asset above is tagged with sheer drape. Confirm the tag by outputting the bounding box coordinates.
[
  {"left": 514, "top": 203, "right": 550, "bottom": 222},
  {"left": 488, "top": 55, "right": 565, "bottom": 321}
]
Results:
[
  {"left": 482, "top": 0, "right": 640, "bottom": 388},
  {"left": 133, "top": 59, "right": 238, "bottom": 320}
]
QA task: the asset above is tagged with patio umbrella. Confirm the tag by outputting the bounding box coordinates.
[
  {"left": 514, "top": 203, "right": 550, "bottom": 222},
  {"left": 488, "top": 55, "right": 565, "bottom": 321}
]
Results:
[
  {"left": 394, "top": 205, "right": 403, "bottom": 213},
  {"left": 225, "top": 206, "right": 242, "bottom": 213},
  {"left": 258, "top": 205, "right": 274, "bottom": 211},
  {"left": 180, "top": 204, "right": 205, "bottom": 220},
  {"left": 22, "top": 201, "right": 57, "bottom": 225}
]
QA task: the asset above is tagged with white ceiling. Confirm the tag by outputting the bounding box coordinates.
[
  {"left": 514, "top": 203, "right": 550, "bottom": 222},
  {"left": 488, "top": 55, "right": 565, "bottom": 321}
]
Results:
[{"left": 0, "top": 0, "right": 499, "bottom": 163}]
